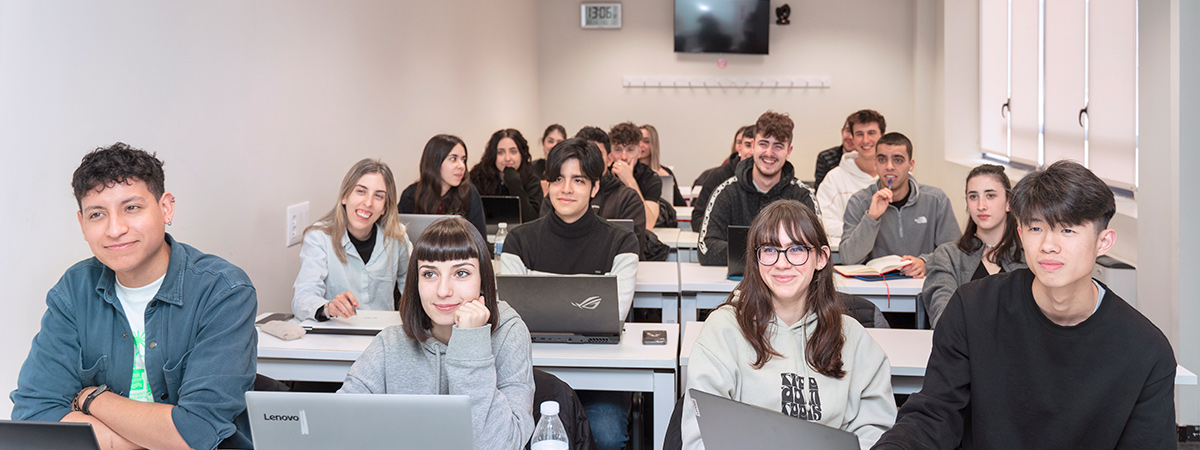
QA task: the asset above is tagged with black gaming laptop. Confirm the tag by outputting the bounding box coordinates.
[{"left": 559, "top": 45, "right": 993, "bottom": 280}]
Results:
[{"left": 497, "top": 274, "right": 623, "bottom": 344}]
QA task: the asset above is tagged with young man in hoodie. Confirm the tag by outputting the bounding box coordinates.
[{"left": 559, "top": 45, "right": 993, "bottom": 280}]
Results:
[
  {"left": 697, "top": 111, "right": 818, "bottom": 266},
  {"left": 690, "top": 125, "right": 755, "bottom": 224},
  {"left": 816, "top": 110, "right": 884, "bottom": 248},
  {"left": 608, "top": 121, "right": 663, "bottom": 229},
  {"left": 500, "top": 137, "right": 640, "bottom": 450},
  {"left": 873, "top": 160, "right": 1176, "bottom": 449},
  {"left": 840, "top": 132, "right": 960, "bottom": 277}
]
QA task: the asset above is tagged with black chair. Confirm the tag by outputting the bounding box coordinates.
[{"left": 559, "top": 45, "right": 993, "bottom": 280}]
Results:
[
  {"left": 530, "top": 369, "right": 598, "bottom": 450},
  {"left": 253, "top": 374, "right": 289, "bottom": 392}
]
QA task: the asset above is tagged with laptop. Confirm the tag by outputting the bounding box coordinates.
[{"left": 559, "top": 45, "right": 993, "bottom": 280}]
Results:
[
  {"left": 659, "top": 174, "right": 676, "bottom": 202},
  {"left": 481, "top": 195, "right": 523, "bottom": 234},
  {"left": 496, "top": 274, "right": 623, "bottom": 344},
  {"left": 0, "top": 421, "right": 100, "bottom": 450},
  {"left": 608, "top": 218, "right": 636, "bottom": 234},
  {"left": 689, "top": 389, "right": 859, "bottom": 450},
  {"left": 247, "top": 391, "right": 473, "bottom": 450},
  {"left": 296, "top": 310, "right": 402, "bottom": 336},
  {"left": 726, "top": 225, "right": 750, "bottom": 280},
  {"left": 397, "top": 213, "right": 458, "bottom": 243}
]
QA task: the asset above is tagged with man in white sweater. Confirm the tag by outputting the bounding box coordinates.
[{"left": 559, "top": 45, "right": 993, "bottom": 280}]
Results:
[{"left": 816, "top": 110, "right": 884, "bottom": 247}]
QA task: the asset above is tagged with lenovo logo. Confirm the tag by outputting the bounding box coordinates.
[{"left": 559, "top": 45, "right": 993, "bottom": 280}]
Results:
[
  {"left": 572, "top": 296, "right": 602, "bottom": 310},
  {"left": 264, "top": 414, "right": 300, "bottom": 421}
]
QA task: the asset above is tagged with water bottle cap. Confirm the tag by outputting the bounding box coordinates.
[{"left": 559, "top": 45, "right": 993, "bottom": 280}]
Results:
[
  {"left": 540, "top": 401, "right": 560, "bottom": 415},
  {"left": 499, "top": 222, "right": 507, "bottom": 229}
]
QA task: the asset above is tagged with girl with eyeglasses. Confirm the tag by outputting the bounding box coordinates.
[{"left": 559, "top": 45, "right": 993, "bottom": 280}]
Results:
[{"left": 681, "top": 200, "right": 896, "bottom": 450}]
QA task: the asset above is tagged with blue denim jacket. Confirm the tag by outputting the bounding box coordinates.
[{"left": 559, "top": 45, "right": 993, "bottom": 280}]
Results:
[{"left": 11, "top": 234, "right": 257, "bottom": 450}]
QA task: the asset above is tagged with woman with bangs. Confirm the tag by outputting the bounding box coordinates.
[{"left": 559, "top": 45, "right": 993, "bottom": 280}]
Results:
[
  {"left": 339, "top": 217, "right": 535, "bottom": 450},
  {"left": 922, "top": 164, "right": 1025, "bottom": 328},
  {"left": 681, "top": 200, "right": 896, "bottom": 450},
  {"left": 469, "top": 128, "right": 543, "bottom": 221},
  {"left": 399, "top": 134, "right": 488, "bottom": 238},
  {"left": 292, "top": 159, "right": 411, "bottom": 321}
]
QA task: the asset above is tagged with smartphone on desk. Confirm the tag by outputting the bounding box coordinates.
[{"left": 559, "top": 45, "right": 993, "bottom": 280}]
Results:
[
  {"left": 256, "top": 313, "right": 294, "bottom": 326},
  {"left": 642, "top": 329, "right": 667, "bottom": 345}
]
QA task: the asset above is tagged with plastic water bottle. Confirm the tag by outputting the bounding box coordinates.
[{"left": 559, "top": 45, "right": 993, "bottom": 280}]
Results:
[
  {"left": 494, "top": 222, "right": 508, "bottom": 257},
  {"left": 530, "top": 401, "right": 569, "bottom": 450}
]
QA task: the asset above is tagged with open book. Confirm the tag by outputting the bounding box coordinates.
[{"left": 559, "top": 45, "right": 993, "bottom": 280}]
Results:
[{"left": 834, "top": 255, "right": 912, "bottom": 277}]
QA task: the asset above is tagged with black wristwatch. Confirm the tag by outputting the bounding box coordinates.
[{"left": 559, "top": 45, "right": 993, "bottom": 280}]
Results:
[{"left": 81, "top": 384, "right": 111, "bottom": 415}]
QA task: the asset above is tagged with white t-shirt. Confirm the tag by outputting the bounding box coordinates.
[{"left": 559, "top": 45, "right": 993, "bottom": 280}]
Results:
[{"left": 115, "top": 274, "right": 164, "bottom": 403}]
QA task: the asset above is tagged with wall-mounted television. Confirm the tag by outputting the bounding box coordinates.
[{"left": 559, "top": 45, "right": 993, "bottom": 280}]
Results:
[{"left": 674, "top": 0, "right": 770, "bottom": 55}]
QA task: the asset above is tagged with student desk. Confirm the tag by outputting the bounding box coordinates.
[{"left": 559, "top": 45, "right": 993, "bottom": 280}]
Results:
[
  {"left": 635, "top": 261, "right": 681, "bottom": 323},
  {"left": 677, "top": 262, "right": 924, "bottom": 331},
  {"left": 256, "top": 320, "right": 680, "bottom": 450},
  {"left": 679, "top": 323, "right": 1199, "bottom": 395},
  {"left": 672, "top": 206, "right": 692, "bottom": 231},
  {"left": 656, "top": 229, "right": 699, "bottom": 263}
]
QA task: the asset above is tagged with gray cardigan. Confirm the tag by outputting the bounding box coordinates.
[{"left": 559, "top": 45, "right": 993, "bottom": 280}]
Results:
[
  {"left": 921, "top": 240, "right": 1026, "bottom": 328},
  {"left": 339, "top": 301, "right": 535, "bottom": 450}
]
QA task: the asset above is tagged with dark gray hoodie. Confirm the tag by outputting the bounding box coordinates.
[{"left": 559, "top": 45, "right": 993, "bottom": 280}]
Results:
[{"left": 338, "top": 301, "right": 535, "bottom": 450}]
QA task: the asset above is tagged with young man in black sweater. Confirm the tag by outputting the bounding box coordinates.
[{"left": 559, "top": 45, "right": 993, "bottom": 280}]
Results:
[
  {"left": 500, "top": 137, "right": 640, "bottom": 450},
  {"left": 873, "top": 160, "right": 1176, "bottom": 449},
  {"left": 697, "top": 111, "right": 818, "bottom": 266}
]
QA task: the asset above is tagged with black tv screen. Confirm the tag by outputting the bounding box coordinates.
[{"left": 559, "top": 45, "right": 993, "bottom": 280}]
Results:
[{"left": 674, "top": 0, "right": 770, "bottom": 55}]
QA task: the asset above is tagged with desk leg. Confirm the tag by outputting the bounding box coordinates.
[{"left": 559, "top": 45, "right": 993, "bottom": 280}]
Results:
[
  {"left": 652, "top": 370, "right": 676, "bottom": 450},
  {"left": 680, "top": 296, "right": 697, "bottom": 333},
  {"left": 662, "top": 294, "right": 679, "bottom": 324}
]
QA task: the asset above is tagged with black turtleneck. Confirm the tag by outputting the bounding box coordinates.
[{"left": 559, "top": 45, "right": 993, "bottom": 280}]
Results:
[
  {"left": 348, "top": 224, "right": 377, "bottom": 264},
  {"left": 502, "top": 209, "right": 639, "bottom": 276}
]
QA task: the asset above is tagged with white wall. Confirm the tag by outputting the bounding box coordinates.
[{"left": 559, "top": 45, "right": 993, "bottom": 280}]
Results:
[
  {"left": 536, "top": 0, "right": 926, "bottom": 186},
  {"left": 0, "top": 0, "right": 540, "bottom": 418}
]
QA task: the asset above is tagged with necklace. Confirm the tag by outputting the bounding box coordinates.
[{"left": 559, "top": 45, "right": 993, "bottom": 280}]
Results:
[{"left": 977, "top": 234, "right": 997, "bottom": 249}]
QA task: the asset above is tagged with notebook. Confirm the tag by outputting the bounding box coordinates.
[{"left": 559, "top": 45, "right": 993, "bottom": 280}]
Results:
[
  {"left": 496, "top": 274, "right": 623, "bottom": 344},
  {"left": 246, "top": 391, "right": 473, "bottom": 450},
  {"left": 296, "top": 310, "right": 402, "bottom": 335},
  {"left": 481, "top": 195, "right": 523, "bottom": 234},
  {"left": 689, "top": 389, "right": 859, "bottom": 450},
  {"left": 0, "top": 421, "right": 100, "bottom": 450},
  {"left": 397, "top": 213, "right": 458, "bottom": 243},
  {"left": 726, "top": 225, "right": 750, "bottom": 280}
]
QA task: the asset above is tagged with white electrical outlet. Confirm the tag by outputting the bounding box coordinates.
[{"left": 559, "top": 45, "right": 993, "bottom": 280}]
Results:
[{"left": 286, "top": 202, "right": 309, "bottom": 247}]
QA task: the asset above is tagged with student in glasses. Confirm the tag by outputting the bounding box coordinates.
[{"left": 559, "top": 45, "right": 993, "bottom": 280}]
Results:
[
  {"left": 398, "top": 134, "right": 488, "bottom": 238},
  {"left": 469, "top": 129, "right": 543, "bottom": 222},
  {"left": 291, "top": 159, "right": 411, "bottom": 322},
  {"left": 339, "top": 217, "right": 535, "bottom": 450},
  {"left": 682, "top": 199, "right": 896, "bottom": 450}
]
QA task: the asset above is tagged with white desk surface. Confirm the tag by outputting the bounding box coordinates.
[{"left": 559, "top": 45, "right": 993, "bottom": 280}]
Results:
[
  {"left": 651, "top": 228, "right": 680, "bottom": 247},
  {"left": 678, "top": 322, "right": 1198, "bottom": 385},
  {"left": 673, "top": 206, "right": 693, "bottom": 222},
  {"left": 636, "top": 261, "right": 680, "bottom": 293},
  {"left": 676, "top": 261, "right": 922, "bottom": 297},
  {"left": 258, "top": 321, "right": 679, "bottom": 370},
  {"left": 675, "top": 231, "right": 699, "bottom": 249}
]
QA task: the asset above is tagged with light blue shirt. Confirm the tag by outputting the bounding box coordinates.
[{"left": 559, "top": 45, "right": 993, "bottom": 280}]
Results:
[{"left": 291, "top": 225, "right": 411, "bottom": 321}]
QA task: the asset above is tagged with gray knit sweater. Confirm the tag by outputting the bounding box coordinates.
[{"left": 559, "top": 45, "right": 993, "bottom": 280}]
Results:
[
  {"left": 921, "top": 241, "right": 1025, "bottom": 328},
  {"left": 338, "top": 301, "right": 535, "bottom": 450}
]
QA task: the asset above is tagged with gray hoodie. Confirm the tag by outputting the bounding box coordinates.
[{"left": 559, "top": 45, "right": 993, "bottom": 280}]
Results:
[
  {"left": 338, "top": 301, "right": 535, "bottom": 450},
  {"left": 840, "top": 177, "right": 961, "bottom": 265}
]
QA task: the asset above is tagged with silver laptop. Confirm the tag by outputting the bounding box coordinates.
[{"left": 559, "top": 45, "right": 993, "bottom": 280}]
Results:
[
  {"left": 690, "top": 389, "right": 859, "bottom": 450},
  {"left": 0, "top": 421, "right": 100, "bottom": 450},
  {"left": 397, "top": 213, "right": 458, "bottom": 243},
  {"left": 497, "top": 274, "right": 623, "bottom": 344},
  {"left": 246, "top": 391, "right": 473, "bottom": 450},
  {"left": 295, "top": 310, "right": 402, "bottom": 336}
]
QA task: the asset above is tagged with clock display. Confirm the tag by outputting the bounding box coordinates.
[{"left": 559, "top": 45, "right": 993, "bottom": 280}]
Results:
[{"left": 581, "top": 3, "right": 621, "bottom": 29}]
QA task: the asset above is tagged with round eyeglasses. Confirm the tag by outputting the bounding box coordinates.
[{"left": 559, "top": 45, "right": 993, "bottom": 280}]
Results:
[{"left": 755, "top": 245, "right": 813, "bottom": 266}]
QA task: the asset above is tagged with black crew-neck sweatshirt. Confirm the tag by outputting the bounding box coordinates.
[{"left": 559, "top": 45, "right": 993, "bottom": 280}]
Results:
[
  {"left": 874, "top": 269, "right": 1176, "bottom": 450},
  {"left": 503, "top": 210, "right": 638, "bottom": 276}
]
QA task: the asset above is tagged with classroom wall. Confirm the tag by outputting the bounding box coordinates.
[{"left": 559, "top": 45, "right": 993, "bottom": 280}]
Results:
[
  {"left": 535, "top": 0, "right": 927, "bottom": 187},
  {"left": 0, "top": 0, "right": 540, "bottom": 418}
]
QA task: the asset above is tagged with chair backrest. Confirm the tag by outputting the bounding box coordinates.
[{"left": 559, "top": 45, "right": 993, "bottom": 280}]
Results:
[{"left": 531, "top": 369, "right": 598, "bottom": 450}]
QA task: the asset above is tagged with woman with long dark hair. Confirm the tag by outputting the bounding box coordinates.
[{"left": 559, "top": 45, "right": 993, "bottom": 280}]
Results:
[
  {"left": 292, "top": 159, "right": 410, "bottom": 321},
  {"left": 682, "top": 200, "right": 896, "bottom": 450},
  {"left": 468, "top": 129, "right": 543, "bottom": 221},
  {"left": 338, "top": 217, "right": 535, "bottom": 449},
  {"left": 922, "top": 164, "right": 1025, "bottom": 328},
  {"left": 398, "top": 134, "right": 487, "bottom": 238},
  {"left": 531, "top": 124, "right": 567, "bottom": 177}
]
